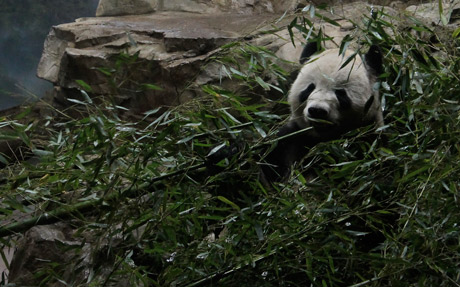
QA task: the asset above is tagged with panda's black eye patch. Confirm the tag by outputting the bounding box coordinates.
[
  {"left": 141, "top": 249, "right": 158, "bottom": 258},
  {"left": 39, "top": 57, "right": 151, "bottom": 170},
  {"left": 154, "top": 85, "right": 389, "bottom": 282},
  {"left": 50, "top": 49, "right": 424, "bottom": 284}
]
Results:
[
  {"left": 299, "top": 84, "right": 316, "bottom": 103},
  {"left": 335, "top": 89, "right": 352, "bottom": 109}
]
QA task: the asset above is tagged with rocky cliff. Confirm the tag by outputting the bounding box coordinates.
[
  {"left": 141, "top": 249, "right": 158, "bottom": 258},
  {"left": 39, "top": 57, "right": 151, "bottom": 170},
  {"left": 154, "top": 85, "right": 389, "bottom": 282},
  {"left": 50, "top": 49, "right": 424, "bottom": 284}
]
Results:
[
  {"left": 37, "top": 0, "right": 304, "bottom": 115},
  {"left": 37, "top": 12, "right": 289, "bottom": 113}
]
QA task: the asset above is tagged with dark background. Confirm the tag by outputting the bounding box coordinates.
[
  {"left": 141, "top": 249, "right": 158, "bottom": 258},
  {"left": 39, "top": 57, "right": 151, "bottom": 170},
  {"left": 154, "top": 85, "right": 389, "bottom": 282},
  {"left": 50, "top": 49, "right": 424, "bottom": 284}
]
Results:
[{"left": 0, "top": 0, "right": 99, "bottom": 110}]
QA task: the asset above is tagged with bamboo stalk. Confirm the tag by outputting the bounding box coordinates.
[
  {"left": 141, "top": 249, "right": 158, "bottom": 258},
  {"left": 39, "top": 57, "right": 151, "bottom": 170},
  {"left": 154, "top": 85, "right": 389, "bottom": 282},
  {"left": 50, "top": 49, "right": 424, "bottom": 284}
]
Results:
[{"left": 0, "top": 163, "right": 205, "bottom": 238}]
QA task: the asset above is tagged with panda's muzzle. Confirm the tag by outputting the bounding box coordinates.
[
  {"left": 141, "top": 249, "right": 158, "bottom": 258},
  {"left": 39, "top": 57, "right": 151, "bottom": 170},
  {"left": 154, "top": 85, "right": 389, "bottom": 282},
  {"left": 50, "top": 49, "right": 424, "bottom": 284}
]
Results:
[
  {"left": 306, "top": 106, "right": 335, "bottom": 130},
  {"left": 308, "top": 106, "right": 328, "bottom": 120}
]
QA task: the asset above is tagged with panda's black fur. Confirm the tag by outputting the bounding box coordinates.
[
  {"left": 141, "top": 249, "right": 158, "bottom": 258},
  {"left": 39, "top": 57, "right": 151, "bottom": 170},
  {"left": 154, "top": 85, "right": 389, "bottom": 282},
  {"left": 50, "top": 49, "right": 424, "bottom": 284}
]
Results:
[{"left": 261, "top": 43, "right": 384, "bottom": 183}]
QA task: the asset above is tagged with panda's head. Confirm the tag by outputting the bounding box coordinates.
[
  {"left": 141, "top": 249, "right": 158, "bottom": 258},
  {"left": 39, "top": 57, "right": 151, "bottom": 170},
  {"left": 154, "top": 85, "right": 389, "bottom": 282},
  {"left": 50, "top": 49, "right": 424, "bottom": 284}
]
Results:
[{"left": 288, "top": 43, "right": 384, "bottom": 138}]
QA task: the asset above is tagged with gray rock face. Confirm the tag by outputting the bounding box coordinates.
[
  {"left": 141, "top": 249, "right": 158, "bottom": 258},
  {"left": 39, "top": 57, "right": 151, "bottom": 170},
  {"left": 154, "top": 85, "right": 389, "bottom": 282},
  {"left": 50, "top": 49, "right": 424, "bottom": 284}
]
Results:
[
  {"left": 7, "top": 222, "right": 141, "bottom": 286},
  {"left": 96, "top": 0, "right": 159, "bottom": 16},
  {"left": 37, "top": 12, "right": 285, "bottom": 112},
  {"left": 8, "top": 224, "right": 84, "bottom": 285},
  {"left": 96, "top": 0, "right": 299, "bottom": 16},
  {"left": 406, "top": 0, "right": 460, "bottom": 25}
]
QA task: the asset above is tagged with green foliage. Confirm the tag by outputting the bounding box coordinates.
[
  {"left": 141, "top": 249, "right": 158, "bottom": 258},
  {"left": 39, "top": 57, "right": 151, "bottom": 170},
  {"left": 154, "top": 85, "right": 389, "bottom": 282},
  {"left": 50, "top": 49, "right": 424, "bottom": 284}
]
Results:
[{"left": 1, "top": 4, "right": 460, "bottom": 286}]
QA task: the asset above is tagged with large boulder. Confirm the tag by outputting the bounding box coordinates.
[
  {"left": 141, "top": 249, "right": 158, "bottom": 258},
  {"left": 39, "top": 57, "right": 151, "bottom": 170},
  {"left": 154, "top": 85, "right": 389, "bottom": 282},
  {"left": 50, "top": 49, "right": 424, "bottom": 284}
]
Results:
[
  {"left": 7, "top": 222, "right": 145, "bottom": 286},
  {"left": 8, "top": 224, "right": 86, "bottom": 285},
  {"left": 37, "top": 12, "right": 290, "bottom": 112}
]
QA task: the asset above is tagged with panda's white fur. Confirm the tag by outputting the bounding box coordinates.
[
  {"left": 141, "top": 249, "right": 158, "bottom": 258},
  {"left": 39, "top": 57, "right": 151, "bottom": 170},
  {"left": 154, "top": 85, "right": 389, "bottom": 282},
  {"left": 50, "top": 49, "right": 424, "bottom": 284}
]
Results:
[
  {"left": 288, "top": 48, "right": 383, "bottom": 138},
  {"left": 261, "top": 44, "right": 384, "bottom": 183}
]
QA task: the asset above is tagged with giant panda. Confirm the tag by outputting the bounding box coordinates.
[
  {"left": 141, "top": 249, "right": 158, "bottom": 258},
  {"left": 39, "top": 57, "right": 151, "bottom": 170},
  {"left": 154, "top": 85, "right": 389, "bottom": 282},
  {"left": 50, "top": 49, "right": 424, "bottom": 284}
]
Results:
[{"left": 261, "top": 42, "right": 384, "bottom": 183}]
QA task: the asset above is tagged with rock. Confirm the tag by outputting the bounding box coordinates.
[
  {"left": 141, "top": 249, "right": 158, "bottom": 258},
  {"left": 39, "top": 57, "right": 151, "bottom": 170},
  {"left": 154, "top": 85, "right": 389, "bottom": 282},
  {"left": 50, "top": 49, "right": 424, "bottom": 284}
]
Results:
[
  {"left": 406, "top": 0, "right": 460, "bottom": 25},
  {"left": 96, "top": 0, "right": 159, "bottom": 16},
  {"left": 161, "top": 0, "right": 219, "bottom": 13},
  {"left": 8, "top": 224, "right": 85, "bottom": 285},
  {"left": 37, "top": 12, "right": 287, "bottom": 112},
  {"left": 96, "top": 0, "right": 299, "bottom": 16},
  {"left": 8, "top": 222, "right": 145, "bottom": 286}
]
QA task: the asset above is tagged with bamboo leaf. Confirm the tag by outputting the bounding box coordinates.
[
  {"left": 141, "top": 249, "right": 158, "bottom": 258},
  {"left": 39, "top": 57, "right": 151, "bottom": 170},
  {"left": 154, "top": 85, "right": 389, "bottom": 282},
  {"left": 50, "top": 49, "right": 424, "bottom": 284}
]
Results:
[
  {"left": 75, "top": 79, "right": 92, "bottom": 92},
  {"left": 217, "top": 196, "right": 240, "bottom": 211}
]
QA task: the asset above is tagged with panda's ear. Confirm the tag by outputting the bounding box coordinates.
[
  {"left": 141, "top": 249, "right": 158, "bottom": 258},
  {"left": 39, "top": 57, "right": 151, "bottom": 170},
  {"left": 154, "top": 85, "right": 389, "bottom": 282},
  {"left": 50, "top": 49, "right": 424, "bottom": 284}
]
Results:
[
  {"left": 299, "top": 42, "right": 320, "bottom": 64},
  {"left": 364, "top": 45, "right": 383, "bottom": 76}
]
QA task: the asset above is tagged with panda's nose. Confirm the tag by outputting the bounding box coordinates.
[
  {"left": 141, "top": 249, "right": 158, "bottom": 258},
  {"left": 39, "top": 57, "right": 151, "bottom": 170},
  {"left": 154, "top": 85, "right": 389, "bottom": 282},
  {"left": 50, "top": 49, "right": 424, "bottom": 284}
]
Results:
[{"left": 308, "top": 107, "right": 328, "bottom": 119}]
